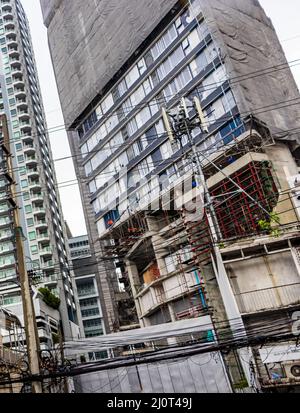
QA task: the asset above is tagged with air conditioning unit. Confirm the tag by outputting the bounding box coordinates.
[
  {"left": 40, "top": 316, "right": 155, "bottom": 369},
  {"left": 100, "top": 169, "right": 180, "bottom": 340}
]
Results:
[{"left": 284, "top": 362, "right": 300, "bottom": 379}]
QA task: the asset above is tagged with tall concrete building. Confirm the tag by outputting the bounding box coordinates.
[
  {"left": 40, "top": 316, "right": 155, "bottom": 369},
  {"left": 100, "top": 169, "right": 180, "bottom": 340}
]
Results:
[
  {"left": 0, "top": 0, "right": 82, "bottom": 348},
  {"left": 42, "top": 0, "right": 300, "bottom": 390}
]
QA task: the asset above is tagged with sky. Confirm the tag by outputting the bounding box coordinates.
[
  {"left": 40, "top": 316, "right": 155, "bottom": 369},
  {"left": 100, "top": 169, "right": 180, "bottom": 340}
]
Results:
[{"left": 20, "top": 0, "right": 300, "bottom": 237}]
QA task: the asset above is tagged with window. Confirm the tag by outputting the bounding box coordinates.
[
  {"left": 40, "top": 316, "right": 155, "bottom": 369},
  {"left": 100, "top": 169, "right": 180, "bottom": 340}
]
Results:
[
  {"left": 83, "top": 317, "right": 103, "bottom": 328},
  {"left": 12, "top": 120, "right": 19, "bottom": 129},
  {"left": 138, "top": 156, "right": 153, "bottom": 178},
  {"left": 0, "top": 268, "right": 15, "bottom": 280},
  {"left": 25, "top": 205, "right": 32, "bottom": 214},
  {"left": 151, "top": 24, "right": 177, "bottom": 60},
  {"left": 151, "top": 148, "right": 162, "bottom": 163},
  {"left": 6, "top": 77, "right": 12, "bottom": 85},
  {"left": 127, "top": 168, "right": 140, "bottom": 188},
  {"left": 157, "top": 46, "right": 185, "bottom": 81},
  {"left": 105, "top": 114, "right": 118, "bottom": 134},
  {"left": 27, "top": 218, "right": 34, "bottom": 227},
  {"left": 28, "top": 231, "right": 36, "bottom": 241},
  {"left": 31, "top": 245, "right": 38, "bottom": 254},
  {"left": 79, "top": 297, "right": 99, "bottom": 308},
  {"left": 101, "top": 93, "right": 114, "bottom": 114},
  {"left": 2, "top": 294, "right": 21, "bottom": 306},
  {"left": 117, "top": 78, "right": 127, "bottom": 98},
  {"left": 160, "top": 141, "right": 173, "bottom": 159},
  {"left": 222, "top": 90, "right": 236, "bottom": 113},
  {"left": 190, "top": 51, "right": 208, "bottom": 77},
  {"left": 133, "top": 139, "right": 143, "bottom": 157},
  {"left": 23, "top": 192, "right": 30, "bottom": 201},
  {"left": 130, "top": 85, "right": 145, "bottom": 106},
  {"left": 15, "top": 143, "right": 22, "bottom": 151},
  {"left": 84, "top": 161, "right": 92, "bottom": 177},
  {"left": 9, "top": 98, "right": 16, "bottom": 106},
  {"left": 125, "top": 66, "right": 139, "bottom": 89},
  {"left": 127, "top": 118, "right": 138, "bottom": 137},
  {"left": 19, "top": 166, "right": 26, "bottom": 175},
  {"left": 135, "top": 106, "right": 151, "bottom": 129},
  {"left": 17, "top": 155, "right": 24, "bottom": 163},
  {"left": 137, "top": 58, "right": 146, "bottom": 75},
  {"left": 21, "top": 179, "right": 28, "bottom": 188},
  {"left": 126, "top": 145, "right": 135, "bottom": 162}
]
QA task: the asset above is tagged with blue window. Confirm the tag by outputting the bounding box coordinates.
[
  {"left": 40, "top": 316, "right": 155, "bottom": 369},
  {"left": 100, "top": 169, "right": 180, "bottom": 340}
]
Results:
[
  {"left": 220, "top": 116, "right": 245, "bottom": 145},
  {"left": 104, "top": 210, "right": 120, "bottom": 229}
]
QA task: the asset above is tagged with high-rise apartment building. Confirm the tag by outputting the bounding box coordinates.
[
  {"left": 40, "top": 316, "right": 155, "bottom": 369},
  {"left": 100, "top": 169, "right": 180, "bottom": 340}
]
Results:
[
  {"left": 0, "top": 0, "right": 82, "bottom": 348},
  {"left": 69, "top": 234, "right": 106, "bottom": 339},
  {"left": 42, "top": 0, "right": 300, "bottom": 390}
]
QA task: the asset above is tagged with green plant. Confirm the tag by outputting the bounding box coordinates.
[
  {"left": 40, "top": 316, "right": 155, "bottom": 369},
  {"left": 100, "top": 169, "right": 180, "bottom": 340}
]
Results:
[
  {"left": 234, "top": 378, "right": 249, "bottom": 389},
  {"left": 258, "top": 219, "right": 270, "bottom": 231},
  {"left": 258, "top": 211, "right": 280, "bottom": 236},
  {"left": 39, "top": 287, "right": 60, "bottom": 310},
  {"left": 52, "top": 333, "right": 60, "bottom": 345}
]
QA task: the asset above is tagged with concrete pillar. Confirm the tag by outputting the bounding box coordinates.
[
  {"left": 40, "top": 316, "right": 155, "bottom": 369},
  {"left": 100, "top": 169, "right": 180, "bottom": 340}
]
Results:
[
  {"left": 265, "top": 143, "right": 299, "bottom": 225},
  {"left": 125, "top": 260, "right": 141, "bottom": 297}
]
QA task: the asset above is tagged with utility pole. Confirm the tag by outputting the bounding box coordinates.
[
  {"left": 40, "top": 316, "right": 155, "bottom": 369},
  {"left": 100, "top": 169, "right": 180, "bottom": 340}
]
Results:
[
  {"left": 162, "top": 99, "right": 255, "bottom": 388},
  {"left": 0, "top": 115, "right": 42, "bottom": 393}
]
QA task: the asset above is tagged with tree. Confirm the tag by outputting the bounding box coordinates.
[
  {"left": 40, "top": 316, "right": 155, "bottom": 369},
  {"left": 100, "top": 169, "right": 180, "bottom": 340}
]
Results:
[{"left": 38, "top": 287, "right": 60, "bottom": 310}]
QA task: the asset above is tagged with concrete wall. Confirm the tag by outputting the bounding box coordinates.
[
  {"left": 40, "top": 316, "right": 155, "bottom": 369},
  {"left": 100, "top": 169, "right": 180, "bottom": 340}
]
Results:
[
  {"left": 41, "top": 0, "right": 300, "bottom": 146},
  {"left": 40, "top": 0, "right": 178, "bottom": 126},
  {"left": 73, "top": 351, "right": 232, "bottom": 393},
  {"left": 200, "top": 0, "right": 300, "bottom": 147},
  {"left": 227, "top": 250, "right": 300, "bottom": 314}
]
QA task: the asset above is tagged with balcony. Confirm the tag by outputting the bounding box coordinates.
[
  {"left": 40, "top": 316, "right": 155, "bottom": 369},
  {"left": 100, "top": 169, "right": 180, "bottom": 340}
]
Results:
[
  {"left": 28, "top": 180, "right": 41, "bottom": 191},
  {"left": 0, "top": 218, "right": 12, "bottom": 229},
  {"left": 43, "top": 274, "right": 57, "bottom": 286},
  {"left": 8, "top": 48, "right": 19, "bottom": 58},
  {"left": 41, "top": 260, "right": 54, "bottom": 270},
  {"left": 30, "top": 193, "right": 43, "bottom": 203},
  {"left": 14, "top": 88, "right": 26, "bottom": 99},
  {"left": 21, "top": 134, "right": 33, "bottom": 144},
  {"left": 5, "top": 29, "right": 16, "bottom": 39},
  {"left": 32, "top": 207, "right": 46, "bottom": 217},
  {"left": 7, "top": 38, "right": 18, "bottom": 49},
  {"left": 4, "top": 21, "right": 14, "bottom": 30},
  {"left": 2, "top": 10, "right": 13, "bottom": 19},
  {"left": 36, "top": 232, "right": 49, "bottom": 243},
  {"left": 27, "top": 167, "right": 39, "bottom": 178},
  {"left": 16, "top": 98, "right": 27, "bottom": 110},
  {"left": 18, "top": 111, "right": 30, "bottom": 122},
  {"left": 39, "top": 246, "right": 52, "bottom": 257},
  {"left": 10, "top": 60, "right": 21, "bottom": 71},
  {"left": 35, "top": 219, "right": 47, "bottom": 230},
  {"left": 23, "top": 143, "right": 35, "bottom": 155},
  {"left": 234, "top": 283, "right": 300, "bottom": 315},
  {"left": 25, "top": 155, "right": 37, "bottom": 166},
  {"left": 12, "top": 68, "right": 23, "bottom": 79},
  {"left": 2, "top": 3, "right": 12, "bottom": 11},
  {"left": 13, "top": 78, "right": 25, "bottom": 89},
  {"left": 2, "top": 10, "right": 13, "bottom": 20}
]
